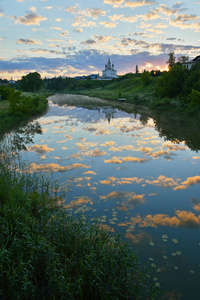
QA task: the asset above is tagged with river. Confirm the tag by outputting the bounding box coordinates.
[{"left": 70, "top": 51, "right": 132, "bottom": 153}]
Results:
[{"left": 4, "top": 94, "right": 200, "bottom": 299}]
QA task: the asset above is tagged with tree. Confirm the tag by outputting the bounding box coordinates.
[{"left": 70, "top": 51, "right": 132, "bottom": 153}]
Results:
[
  {"left": 189, "top": 89, "right": 200, "bottom": 109},
  {"left": 19, "top": 72, "right": 43, "bottom": 92},
  {"left": 141, "top": 71, "right": 151, "bottom": 86},
  {"left": 166, "top": 52, "right": 176, "bottom": 70},
  {"left": 178, "top": 55, "right": 189, "bottom": 63},
  {"left": 155, "top": 64, "right": 188, "bottom": 98},
  {"left": 135, "top": 65, "right": 139, "bottom": 74}
]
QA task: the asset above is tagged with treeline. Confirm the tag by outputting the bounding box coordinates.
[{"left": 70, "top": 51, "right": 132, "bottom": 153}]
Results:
[
  {"left": 43, "top": 76, "right": 113, "bottom": 92},
  {"left": 155, "top": 62, "right": 200, "bottom": 110}
]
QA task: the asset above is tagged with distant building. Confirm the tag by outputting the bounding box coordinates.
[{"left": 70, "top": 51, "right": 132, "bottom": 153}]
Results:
[
  {"left": 89, "top": 74, "right": 99, "bottom": 80},
  {"left": 101, "top": 58, "right": 118, "bottom": 79},
  {"left": 9, "top": 78, "right": 15, "bottom": 85},
  {"left": 182, "top": 55, "right": 200, "bottom": 70}
]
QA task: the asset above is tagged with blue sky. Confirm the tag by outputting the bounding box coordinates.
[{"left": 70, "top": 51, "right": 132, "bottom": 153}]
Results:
[{"left": 0, "top": 0, "right": 200, "bottom": 79}]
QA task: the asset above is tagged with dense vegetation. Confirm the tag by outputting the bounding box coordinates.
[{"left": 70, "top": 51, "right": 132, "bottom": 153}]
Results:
[
  {"left": 19, "top": 72, "right": 43, "bottom": 92},
  {"left": 155, "top": 62, "right": 200, "bottom": 110},
  {"left": 0, "top": 85, "right": 48, "bottom": 134}
]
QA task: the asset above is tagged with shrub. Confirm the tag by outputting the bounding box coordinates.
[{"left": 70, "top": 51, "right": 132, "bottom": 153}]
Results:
[
  {"left": 141, "top": 71, "right": 152, "bottom": 86},
  {"left": 189, "top": 89, "right": 200, "bottom": 109}
]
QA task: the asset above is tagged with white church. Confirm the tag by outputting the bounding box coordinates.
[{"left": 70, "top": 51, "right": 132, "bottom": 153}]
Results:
[{"left": 101, "top": 58, "right": 118, "bottom": 79}]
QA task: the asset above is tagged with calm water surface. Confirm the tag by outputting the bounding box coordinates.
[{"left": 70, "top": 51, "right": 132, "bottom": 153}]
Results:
[{"left": 9, "top": 94, "right": 200, "bottom": 299}]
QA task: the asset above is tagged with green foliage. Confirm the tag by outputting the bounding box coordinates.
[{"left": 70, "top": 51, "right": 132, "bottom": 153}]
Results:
[
  {"left": 166, "top": 52, "right": 176, "bottom": 70},
  {"left": 188, "top": 89, "right": 200, "bottom": 109},
  {"left": 178, "top": 55, "right": 189, "bottom": 63},
  {"left": 0, "top": 161, "right": 161, "bottom": 299},
  {"left": 155, "top": 64, "right": 189, "bottom": 98},
  {"left": 0, "top": 85, "right": 15, "bottom": 100},
  {"left": 141, "top": 71, "right": 152, "bottom": 86},
  {"left": 44, "top": 77, "right": 112, "bottom": 92},
  {"left": 8, "top": 93, "right": 48, "bottom": 116},
  {"left": 0, "top": 88, "right": 48, "bottom": 134},
  {"left": 20, "top": 72, "right": 43, "bottom": 92},
  {"left": 183, "top": 63, "right": 200, "bottom": 95}
]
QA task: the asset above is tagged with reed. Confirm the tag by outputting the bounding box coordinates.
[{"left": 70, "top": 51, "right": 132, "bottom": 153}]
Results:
[{"left": 0, "top": 161, "right": 161, "bottom": 299}]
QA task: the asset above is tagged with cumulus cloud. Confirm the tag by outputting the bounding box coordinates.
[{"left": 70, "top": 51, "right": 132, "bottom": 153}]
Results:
[
  {"left": 100, "top": 176, "right": 116, "bottom": 185},
  {"left": 21, "top": 162, "right": 90, "bottom": 173},
  {"left": 137, "top": 210, "right": 200, "bottom": 228},
  {"left": 109, "top": 14, "right": 124, "bottom": 21},
  {"left": 99, "top": 21, "right": 116, "bottom": 27},
  {"left": 146, "top": 175, "right": 179, "bottom": 189},
  {"left": 64, "top": 196, "right": 93, "bottom": 210},
  {"left": 93, "top": 35, "right": 113, "bottom": 43},
  {"left": 104, "top": 157, "right": 122, "bottom": 164},
  {"left": 174, "top": 14, "right": 199, "bottom": 22},
  {"left": 82, "top": 8, "right": 106, "bottom": 19},
  {"left": 86, "top": 148, "right": 107, "bottom": 157},
  {"left": 28, "top": 144, "right": 54, "bottom": 154},
  {"left": 122, "top": 156, "right": 148, "bottom": 163},
  {"left": 104, "top": 0, "right": 124, "bottom": 7},
  {"left": 107, "top": 191, "right": 145, "bottom": 211},
  {"left": 124, "top": 0, "right": 155, "bottom": 8},
  {"left": 169, "top": 14, "right": 200, "bottom": 31},
  {"left": 66, "top": 6, "right": 106, "bottom": 19},
  {"left": 101, "top": 141, "right": 116, "bottom": 147},
  {"left": 13, "top": 11, "right": 47, "bottom": 25},
  {"left": 163, "top": 141, "right": 187, "bottom": 151},
  {"left": 60, "top": 30, "right": 69, "bottom": 37},
  {"left": 182, "top": 175, "right": 200, "bottom": 186},
  {"left": 81, "top": 39, "right": 97, "bottom": 46},
  {"left": 17, "top": 39, "right": 42, "bottom": 45}
]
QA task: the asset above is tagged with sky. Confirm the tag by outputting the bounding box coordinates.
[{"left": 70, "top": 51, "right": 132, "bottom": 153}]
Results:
[{"left": 0, "top": 0, "right": 200, "bottom": 80}]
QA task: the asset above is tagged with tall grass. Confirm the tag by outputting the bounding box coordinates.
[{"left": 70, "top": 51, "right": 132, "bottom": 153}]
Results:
[{"left": 0, "top": 158, "right": 161, "bottom": 299}]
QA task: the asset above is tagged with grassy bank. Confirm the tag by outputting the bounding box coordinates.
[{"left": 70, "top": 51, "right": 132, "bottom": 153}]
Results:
[
  {"left": 49, "top": 66, "right": 199, "bottom": 115},
  {"left": 0, "top": 162, "right": 161, "bottom": 299},
  {"left": 78, "top": 77, "right": 156, "bottom": 107},
  {"left": 0, "top": 92, "right": 49, "bottom": 135}
]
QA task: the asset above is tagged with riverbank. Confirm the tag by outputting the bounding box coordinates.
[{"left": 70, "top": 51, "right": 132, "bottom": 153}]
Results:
[
  {"left": 0, "top": 91, "right": 162, "bottom": 299},
  {"left": 0, "top": 92, "right": 49, "bottom": 135},
  {"left": 45, "top": 69, "right": 199, "bottom": 116}
]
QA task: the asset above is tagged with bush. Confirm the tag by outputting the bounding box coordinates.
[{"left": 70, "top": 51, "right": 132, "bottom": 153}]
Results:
[
  {"left": 189, "top": 89, "right": 200, "bottom": 109},
  {"left": 141, "top": 71, "right": 152, "bottom": 86}
]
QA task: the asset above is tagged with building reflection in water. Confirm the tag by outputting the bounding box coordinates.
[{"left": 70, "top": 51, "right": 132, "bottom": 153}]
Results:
[{"left": 102, "top": 107, "right": 117, "bottom": 123}]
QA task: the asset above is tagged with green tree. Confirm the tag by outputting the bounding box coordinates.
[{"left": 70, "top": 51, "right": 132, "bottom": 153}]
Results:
[
  {"left": 178, "top": 55, "right": 189, "bottom": 63},
  {"left": 19, "top": 72, "right": 43, "bottom": 92},
  {"left": 183, "top": 62, "right": 200, "bottom": 96},
  {"left": 141, "top": 71, "right": 151, "bottom": 86},
  {"left": 166, "top": 52, "right": 176, "bottom": 70},
  {"left": 155, "top": 64, "right": 188, "bottom": 98},
  {"left": 0, "top": 85, "right": 13, "bottom": 99},
  {"left": 188, "top": 89, "right": 200, "bottom": 109}
]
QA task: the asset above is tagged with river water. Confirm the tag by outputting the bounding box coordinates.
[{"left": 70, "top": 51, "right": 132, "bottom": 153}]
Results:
[{"left": 6, "top": 94, "right": 200, "bottom": 299}]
